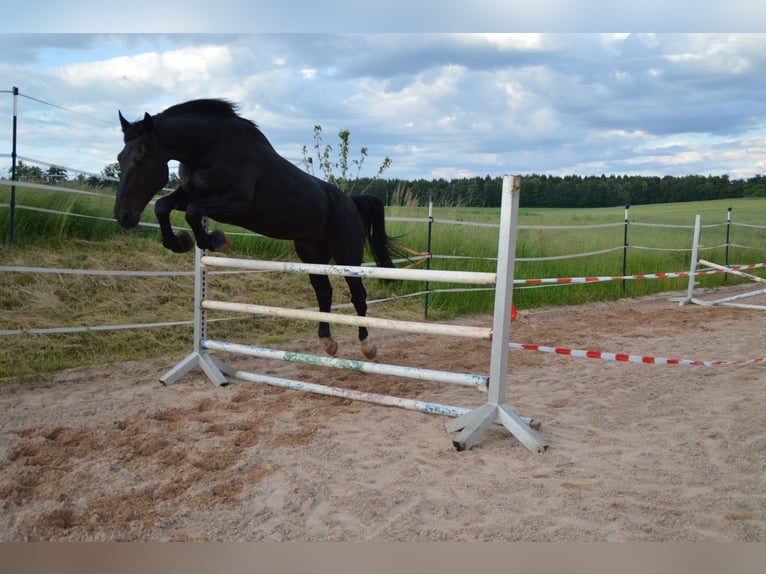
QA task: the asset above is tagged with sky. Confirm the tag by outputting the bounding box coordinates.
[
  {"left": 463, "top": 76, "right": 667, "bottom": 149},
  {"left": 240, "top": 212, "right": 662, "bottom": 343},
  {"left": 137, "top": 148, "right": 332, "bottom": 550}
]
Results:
[{"left": 2, "top": 2, "right": 766, "bottom": 182}]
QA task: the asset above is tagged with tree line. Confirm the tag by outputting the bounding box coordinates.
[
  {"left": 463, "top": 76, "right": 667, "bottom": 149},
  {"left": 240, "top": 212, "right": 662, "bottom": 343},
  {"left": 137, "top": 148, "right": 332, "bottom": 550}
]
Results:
[
  {"left": 359, "top": 173, "right": 766, "bottom": 208},
  {"left": 6, "top": 161, "right": 766, "bottom": 209},
  {"left": 6, "top": 160, "right": 179, "bottom": 192}
]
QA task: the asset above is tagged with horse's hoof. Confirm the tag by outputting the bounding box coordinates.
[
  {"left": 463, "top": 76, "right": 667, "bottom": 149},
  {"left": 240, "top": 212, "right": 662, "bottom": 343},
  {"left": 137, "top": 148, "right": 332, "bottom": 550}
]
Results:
[
  {"left": 360, "top": 338, "right": 377, "bottom": 360},
  {"left": 320, "top": 337, "right": 338, "bottom": 356},
  {"left": 170, "top": 230, "right": 194, "bottom": 253},
  {"left": 210, "top": 229, "right": 231, "bottom": 252}
]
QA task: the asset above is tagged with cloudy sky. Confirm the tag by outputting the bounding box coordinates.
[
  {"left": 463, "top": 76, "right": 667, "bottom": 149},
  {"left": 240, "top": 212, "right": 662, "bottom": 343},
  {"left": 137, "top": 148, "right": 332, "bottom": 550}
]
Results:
[{"left": 2, "top": 3, "right": 766, "bottom": 182}]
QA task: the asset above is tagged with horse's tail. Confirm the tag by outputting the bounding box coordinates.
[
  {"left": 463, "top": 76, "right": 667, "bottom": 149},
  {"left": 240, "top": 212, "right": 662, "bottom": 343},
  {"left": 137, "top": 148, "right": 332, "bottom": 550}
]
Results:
[{"left": 350, "top": 194, "right": 398, "bottom": 269}]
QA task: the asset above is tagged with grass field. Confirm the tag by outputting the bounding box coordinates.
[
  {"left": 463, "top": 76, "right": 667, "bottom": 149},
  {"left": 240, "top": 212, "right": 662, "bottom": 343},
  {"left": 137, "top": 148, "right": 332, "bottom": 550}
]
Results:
[
  {"left": 385, "top": 197, "right": 766, "bottom": 313},
  {"left": 2, "top": 182, "right": 765, "bottom": 381}
]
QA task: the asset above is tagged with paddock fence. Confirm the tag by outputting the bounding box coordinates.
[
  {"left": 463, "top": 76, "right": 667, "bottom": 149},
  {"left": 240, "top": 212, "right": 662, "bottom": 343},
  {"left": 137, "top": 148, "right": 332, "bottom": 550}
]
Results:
[
  {"left": 3, "top": 174, "right": 766, "bottom": 331},
  {"left": 2, "top": 174, "right": 766, "bottom": 371}
]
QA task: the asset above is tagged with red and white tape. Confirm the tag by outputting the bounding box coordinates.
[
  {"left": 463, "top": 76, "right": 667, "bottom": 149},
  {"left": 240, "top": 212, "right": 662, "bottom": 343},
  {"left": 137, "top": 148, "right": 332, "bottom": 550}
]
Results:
[
  {"left": 514, "top": 261, "right": 766, "bottom": 285},
  {"left": 508, "top": 342, "right": 765, "bottom": 367}
]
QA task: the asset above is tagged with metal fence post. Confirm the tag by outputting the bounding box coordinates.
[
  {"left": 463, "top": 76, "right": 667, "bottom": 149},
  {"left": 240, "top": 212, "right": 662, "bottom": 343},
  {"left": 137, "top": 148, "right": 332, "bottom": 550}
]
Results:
[
  {"left": 724, "top": 207, "right": 732, "bottom": 281},
  {"left": 9, "top": 86, "right": 19, "bottom": 245},
  {"left": 424, "top": 197, "right": 433, "bottom": 319},
  {"left": 622, "top": 204, "right": 629, "bottom": 292}
]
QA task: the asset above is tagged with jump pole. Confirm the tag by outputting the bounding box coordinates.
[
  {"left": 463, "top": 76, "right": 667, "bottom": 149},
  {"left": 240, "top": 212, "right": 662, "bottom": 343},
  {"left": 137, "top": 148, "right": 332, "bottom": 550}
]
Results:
[
  {"left": 160, "top": 176, "right": 547, "bottom": 452},
  {"left": 688, "top": 259, "right": 766, "bottom": 310}
]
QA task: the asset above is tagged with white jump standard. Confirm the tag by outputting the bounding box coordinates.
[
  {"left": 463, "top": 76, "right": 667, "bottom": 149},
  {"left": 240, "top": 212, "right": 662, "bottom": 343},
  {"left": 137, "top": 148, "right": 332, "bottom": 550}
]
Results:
[
  {"left": 160, "top": 176, "right": 547, "bottom": 452},
  {"left": 681, "top": 214, "right": 766, "bottom": 310}
]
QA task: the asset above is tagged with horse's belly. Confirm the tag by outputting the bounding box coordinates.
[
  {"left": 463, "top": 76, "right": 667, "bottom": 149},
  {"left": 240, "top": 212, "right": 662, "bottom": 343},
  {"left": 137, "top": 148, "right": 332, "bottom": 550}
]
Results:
[{"left": 234, "top": 210, "right": 325, "bottom": 241}]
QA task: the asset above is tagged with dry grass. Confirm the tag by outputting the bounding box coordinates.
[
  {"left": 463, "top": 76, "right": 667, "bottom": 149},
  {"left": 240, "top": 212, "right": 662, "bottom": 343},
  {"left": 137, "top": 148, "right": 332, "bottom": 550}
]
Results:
[{"left": 0, "top": 235, "right": 424, "bottom": 383}]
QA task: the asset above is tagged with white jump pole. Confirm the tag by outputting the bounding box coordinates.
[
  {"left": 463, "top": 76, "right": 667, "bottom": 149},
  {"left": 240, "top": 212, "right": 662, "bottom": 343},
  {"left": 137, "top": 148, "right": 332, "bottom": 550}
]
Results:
[
  {"left": 201, "top": 300, "right": 493, "bottom": 340},
  {"left": 201, "top": 256, "right": 497, "bottom": 285}
]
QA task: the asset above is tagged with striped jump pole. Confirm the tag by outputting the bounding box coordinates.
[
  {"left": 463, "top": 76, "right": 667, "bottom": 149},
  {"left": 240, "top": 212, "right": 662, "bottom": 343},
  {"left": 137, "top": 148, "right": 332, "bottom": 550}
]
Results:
[
  {"left": 159, "top": 175, "right": 547, "bottom": 452},
  {"left": 201, "top": 339, "right": 490, "bottom": 388}
]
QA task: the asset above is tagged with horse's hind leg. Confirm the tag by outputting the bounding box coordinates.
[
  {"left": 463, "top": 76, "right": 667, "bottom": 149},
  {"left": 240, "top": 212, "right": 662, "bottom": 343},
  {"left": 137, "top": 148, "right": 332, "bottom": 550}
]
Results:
[
  {"left": 308, "top": 273, "right": 337, "bottom": 356},
  {"left": 345, "top": 276, "right": 377, "bottom": 360}
]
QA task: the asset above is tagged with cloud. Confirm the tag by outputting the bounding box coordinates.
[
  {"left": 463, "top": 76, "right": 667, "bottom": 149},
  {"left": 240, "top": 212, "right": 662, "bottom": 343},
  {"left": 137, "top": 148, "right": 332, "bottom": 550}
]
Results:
[
  {"left": 7, "top": 0, "right": 766, "bottom": 33},
  {"left": 3, "top": 33, "right": 766, "bottom": 181},
  {"left": 52, "top": 45, "right": 233, "bottom": 99}
]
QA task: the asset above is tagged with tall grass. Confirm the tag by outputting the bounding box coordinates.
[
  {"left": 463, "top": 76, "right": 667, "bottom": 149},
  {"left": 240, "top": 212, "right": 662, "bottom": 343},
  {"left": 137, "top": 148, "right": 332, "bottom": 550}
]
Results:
[
  {"left": 3, "top": 182, "right": 766, "bottom": 322},
  {"left": 0, "top": 182, "right": 299, "bottom": 259}
]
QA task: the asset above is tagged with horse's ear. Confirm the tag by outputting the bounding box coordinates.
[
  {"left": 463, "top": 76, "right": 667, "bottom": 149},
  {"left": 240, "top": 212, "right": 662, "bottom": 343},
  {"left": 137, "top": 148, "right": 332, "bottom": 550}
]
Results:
[
  {"left": 143, "top": 112, "right": 154, "bottom": 132},
  {"left": 119, "top": 111, "right": 131, "bottom": 132}
]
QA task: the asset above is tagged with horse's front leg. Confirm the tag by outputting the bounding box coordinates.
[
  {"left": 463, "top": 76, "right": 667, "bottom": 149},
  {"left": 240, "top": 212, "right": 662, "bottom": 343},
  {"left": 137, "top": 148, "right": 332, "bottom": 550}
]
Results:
[
  {"left": 154, "top": 188, "right": 194, "bottom": 253},
  {"left": 184, "top": 197, "right": 236, "bottom": 252}
]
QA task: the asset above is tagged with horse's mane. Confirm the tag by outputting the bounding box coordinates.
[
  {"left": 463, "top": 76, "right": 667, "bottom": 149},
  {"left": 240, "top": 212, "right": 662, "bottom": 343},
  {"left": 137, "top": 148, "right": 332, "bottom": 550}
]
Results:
[{"left": 160, "top": 99, "right": 256, "bottom": 127}]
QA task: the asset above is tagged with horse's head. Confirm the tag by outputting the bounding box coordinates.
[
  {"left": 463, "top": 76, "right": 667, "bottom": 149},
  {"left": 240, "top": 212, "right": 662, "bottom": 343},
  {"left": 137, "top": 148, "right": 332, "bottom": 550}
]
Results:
[{"left": 114, "top": 111, "right": 169, "bottom": 229}]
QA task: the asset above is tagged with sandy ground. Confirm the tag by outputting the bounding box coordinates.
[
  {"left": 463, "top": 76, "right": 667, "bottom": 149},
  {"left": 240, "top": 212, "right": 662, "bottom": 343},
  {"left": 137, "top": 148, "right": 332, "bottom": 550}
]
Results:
[{"left": 1, "top": 286, "right": 764, "bottom": 541}]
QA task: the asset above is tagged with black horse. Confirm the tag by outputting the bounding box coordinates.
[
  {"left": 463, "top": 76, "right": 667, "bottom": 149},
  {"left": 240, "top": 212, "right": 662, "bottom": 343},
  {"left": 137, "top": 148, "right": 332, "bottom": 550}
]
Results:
[{"left": 114, "top": 98, "right": 398, "bottom": 360}]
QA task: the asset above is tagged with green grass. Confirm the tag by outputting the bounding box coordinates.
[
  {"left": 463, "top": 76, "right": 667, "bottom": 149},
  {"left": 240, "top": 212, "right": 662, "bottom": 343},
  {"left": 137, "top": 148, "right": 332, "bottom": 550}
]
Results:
[
  {"left": 2, "top": 182, "right": 765, "bottom": 381},
  {"left": 384, "top": 198, "right": 766, "bottom": 314}
]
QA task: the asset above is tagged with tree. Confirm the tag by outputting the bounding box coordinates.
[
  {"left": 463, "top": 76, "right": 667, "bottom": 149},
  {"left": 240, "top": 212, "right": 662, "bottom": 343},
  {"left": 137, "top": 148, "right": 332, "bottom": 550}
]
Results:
[
  {"left": 45, "top": 165, "right": 68, "bottom": 184},
  {"left": 165, "top": 172, "right": 181, "bottom": 192},
  {"left": 301, "top": 125, "right": 391, "bottom": 194},
  {"left": 11, "top": 160, "right": 44, "bottom": 182},
  {"left": 101, "top": 162, "right": 120, "bottom": 181}
]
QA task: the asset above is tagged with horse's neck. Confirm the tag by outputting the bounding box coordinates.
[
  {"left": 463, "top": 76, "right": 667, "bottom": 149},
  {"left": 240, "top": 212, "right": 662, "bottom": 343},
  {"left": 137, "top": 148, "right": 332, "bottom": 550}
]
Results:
[
  {"left": 156, "top": 114, "right": 272, "bottom": 165},
  {"left": 156, "top": 117, "right": 219, "bottom": 164}
]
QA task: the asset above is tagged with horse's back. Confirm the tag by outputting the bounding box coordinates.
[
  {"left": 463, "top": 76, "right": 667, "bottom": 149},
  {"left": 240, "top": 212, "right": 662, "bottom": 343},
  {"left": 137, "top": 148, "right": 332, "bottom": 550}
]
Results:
[{"left": 176, "top": 113, "right": 366, "bottom": 250}]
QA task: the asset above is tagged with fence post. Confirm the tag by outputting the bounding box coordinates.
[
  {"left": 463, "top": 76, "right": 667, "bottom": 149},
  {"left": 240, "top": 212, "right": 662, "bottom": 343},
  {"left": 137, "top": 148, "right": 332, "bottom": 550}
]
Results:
[
  {"left": 192, "top": 220, "right": 208, "bottom": 356},
  {"left": 9, "top": 86, "right": 18, "bottom": 246},
  {"left": 159, "top": 217, "right": 228, "bottom": 386},
  {"left": 622, "top": 204, "right": 629, "bottom": 292},
  {"left": 724, "top": 207, "right": 732, "bottom": 281},
  {"left": 424, "top": 197, "right": 433, "bottom": 319}
]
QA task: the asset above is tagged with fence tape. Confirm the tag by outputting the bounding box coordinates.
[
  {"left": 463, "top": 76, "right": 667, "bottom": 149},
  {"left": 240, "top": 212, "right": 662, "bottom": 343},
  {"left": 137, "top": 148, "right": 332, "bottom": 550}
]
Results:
[
  {"left": 732, "top": 221, "right": 766, "bottom": 229},
  {"left": 629, "top": 243, "right": 729, "bottom": 253},
  {"left": 630, "top": 221, "right": 721, "bottom": 229},
  {"left": 0, "top": 178, "right": 114, "bottom": 199},
  {"left": 0, "top": 315, "right": 246, "bottom": 337},
  {"left": 519, "top": 246, "right": 623, "bottom": 262},
  {"left": 513, "top": 261, "right": 766, "bottom": 285},
  {"left": 0, "top": 265, "right": 258, "bottom": 277},
  {"left": 509, "top": 341, "right": 765, "bottom": 367}
]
